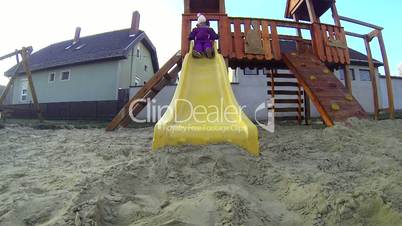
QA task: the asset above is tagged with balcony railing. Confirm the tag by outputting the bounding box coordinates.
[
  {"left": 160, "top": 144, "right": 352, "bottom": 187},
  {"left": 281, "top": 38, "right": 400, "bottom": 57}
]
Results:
[{"left": 181, "top": 14, "right": 350, "bottom": 65}]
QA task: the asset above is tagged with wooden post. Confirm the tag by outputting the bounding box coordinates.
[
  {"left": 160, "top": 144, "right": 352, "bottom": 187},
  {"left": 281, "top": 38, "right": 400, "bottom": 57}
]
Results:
[
  {"left": 377, "top": 31, "right": 395, "bottom": 119},
  {"left": 219, "top": 16, "right": 231, "bottom": 57},
  {"left": 331, "top": 2, "right": 352, "bottom": 94},
  {"left": 293, "top": 14, "right": 310, "bottom": 124},
  {"left": 20, "top": 47, "right": 44, "bottom": 122},
  {"left": 293, "top": 15, "right": 303, "bottom": 52},
  {"left": 0, "top": 77, "right": 15, "bottom": 105},
  {"left": 331, "top": 2, "right": 341, "bottom": 26},
  {"left": 219, "top": 0, "right": 226, "bottom": 14},
  {"left": 304, "top": 90, "right": 311, "bottom": 125},
  {"left": 343, "top": 65, "right": 353, "bottom": 94},
  {"left": 305, "top": 0, "right": 318, "bottom": 23},
  {"left": 364, "top": 37, "right": 380, "bottom": 120},
  {"left": 181, "top": 15, "right": 191, "bottom": 56},
  {"left": 296, "top": 84, "right": 303, "bottom": 125},
  {"left": 183, "top": 0, "right": 190, "bottom": 13},
  {"left": 269, "top": 69, "right": 275, "bottom": 98}
]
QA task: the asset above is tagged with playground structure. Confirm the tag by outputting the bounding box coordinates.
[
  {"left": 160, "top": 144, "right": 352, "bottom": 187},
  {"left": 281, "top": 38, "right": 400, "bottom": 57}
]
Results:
[
  {"left": 106, "top": 0, "right": 395, "bottom": 153},
  {"left": 0, "top": 47, "right": 43, "bottom": 122}
]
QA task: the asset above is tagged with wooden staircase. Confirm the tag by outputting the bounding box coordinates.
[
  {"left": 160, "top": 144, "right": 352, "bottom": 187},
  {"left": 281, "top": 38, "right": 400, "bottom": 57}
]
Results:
[
  {"left": 106, "top": 51, "right": 182, "bottom": 131},
  {"left": 282, "top": 51, "right": 367, "bottom": 126},
  {"left": 267, "top": 69, "right": 305, "bottom": 124}
]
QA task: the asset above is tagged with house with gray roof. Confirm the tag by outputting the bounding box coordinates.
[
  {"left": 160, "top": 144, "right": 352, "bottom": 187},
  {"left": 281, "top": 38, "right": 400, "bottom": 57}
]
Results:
[{"left": 3, "top": 12, "right": 158, "bottom": 120}]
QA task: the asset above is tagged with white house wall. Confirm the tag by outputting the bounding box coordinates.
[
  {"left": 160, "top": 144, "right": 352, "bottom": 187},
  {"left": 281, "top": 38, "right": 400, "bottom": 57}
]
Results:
[
  {"left": 379, "top": 77, "right": 402, "bottom": 110},
  {"left": 231, "top": 68, "right": 268, "bottom": 121},
  {"left": 118, "top": 42, "right": 155, "bottom": 89}
]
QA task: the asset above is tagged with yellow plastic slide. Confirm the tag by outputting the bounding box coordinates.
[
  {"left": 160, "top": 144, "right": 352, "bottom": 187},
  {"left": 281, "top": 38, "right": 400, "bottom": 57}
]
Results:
[{"left": 152, "top": 44, "right": 260, "bottom": 156}]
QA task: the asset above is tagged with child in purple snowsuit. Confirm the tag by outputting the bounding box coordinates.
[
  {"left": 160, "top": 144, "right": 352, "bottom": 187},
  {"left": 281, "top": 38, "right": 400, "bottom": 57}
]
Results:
[{"left": 188, "top": 14, "right": 219, "bottom": 58}]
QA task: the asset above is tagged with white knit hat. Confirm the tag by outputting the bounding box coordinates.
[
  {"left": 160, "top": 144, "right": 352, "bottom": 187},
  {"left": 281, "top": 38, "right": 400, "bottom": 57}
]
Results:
[{"left": 197, "top": 13, "right": 206, "bottom": 25}]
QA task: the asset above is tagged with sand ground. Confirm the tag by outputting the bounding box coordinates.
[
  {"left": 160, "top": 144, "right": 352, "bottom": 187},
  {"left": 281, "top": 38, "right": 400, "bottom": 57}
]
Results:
[{"left": 0, "top": 119, "right": 401, "bottom": 226}]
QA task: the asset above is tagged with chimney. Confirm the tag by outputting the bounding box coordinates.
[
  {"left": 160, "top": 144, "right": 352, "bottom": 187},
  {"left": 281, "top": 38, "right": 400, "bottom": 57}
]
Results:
[
  {"left": 130, "top": 11, "right": 140, "bottom": 36},
  {"left": 73, "top": 27, "right": 81, "bottom": 44}
]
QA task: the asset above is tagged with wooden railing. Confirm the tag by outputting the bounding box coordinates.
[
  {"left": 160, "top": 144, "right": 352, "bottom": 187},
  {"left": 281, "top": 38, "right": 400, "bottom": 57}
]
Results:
[
  {"left": 226, "top": 17, "right": 312, "bottom": 61},
  {"left": 311, "top": 23, "right": 350, "bottom": 64},
  {"left": 181, "top": 14, "right": 350, "bottom": 65}
]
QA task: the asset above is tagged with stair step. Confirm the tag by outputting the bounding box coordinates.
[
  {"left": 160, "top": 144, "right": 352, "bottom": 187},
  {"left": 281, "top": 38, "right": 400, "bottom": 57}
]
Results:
[
  {"left": 276, "top": 116, "right": 305, "bottom": 121},
  {"left": 266, "top": 73, "right": 295, "bottom": 79},
  {"left": 275, "top": 99, "right": 304, "bottom": 104},
  {"left": 275, "top": 107, "right": 304, "bottom": 113},
  {"left": 267, "top": 82, "right": 300, "bottom": 87},
  {"left": 268, "top": 90, "right": 303, "bottom": 95}
]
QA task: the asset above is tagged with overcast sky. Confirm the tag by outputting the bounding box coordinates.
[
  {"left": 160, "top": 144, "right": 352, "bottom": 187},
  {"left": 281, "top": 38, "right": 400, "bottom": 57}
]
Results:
[{"left": 1, "top": 0, "right": 401, "bottom": 86}]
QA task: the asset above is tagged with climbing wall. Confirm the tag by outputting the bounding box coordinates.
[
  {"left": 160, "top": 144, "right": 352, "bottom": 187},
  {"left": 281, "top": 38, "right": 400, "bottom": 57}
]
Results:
[{"left": 282, "top": 51, "right": 367, "bottom": 126}]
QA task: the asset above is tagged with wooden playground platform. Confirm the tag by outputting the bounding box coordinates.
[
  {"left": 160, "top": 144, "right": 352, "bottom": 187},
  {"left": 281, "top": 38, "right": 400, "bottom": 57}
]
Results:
[{"left": 106, "top": 0, "right": 395, "bottom": 131}]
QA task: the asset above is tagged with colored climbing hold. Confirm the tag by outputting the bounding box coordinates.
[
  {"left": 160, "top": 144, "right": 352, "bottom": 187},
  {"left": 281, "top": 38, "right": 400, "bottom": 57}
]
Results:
[
  {"left": 310, "top": 75, "right": 317, "bottom": 81},
  {"left": 323, "top": 69, "right": 330, "bottom": 74},
  {"left": 291, "top": 52, "right": 297, "bottom": 56},
  {"left": 331, "top": 103, "right": 340, "bottom": 111},
  {"left": 345, "top": 94, "right": 354, "bottom": 101}
]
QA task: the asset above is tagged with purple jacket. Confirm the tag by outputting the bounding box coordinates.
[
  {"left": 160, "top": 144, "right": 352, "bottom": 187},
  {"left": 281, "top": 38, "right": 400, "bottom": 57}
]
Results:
[{"left": 189, "top": 26, "right": 219, "bottom": 43}]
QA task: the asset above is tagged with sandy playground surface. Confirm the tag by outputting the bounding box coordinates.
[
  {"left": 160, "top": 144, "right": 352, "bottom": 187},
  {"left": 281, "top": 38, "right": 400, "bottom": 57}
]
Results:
[{"left": 0, "top": 118, "right": 401, "bottom": 226}]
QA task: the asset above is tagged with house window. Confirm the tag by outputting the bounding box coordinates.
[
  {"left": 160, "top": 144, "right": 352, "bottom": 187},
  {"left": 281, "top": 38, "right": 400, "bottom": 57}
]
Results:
[
  {"left": 144, "top": 65, "right": 148, "bottom": 72},
  {"left": 49, "top": 72, "right": 56, "bottom": 82},
  {"left": 61, "top": 71, "right": 70, "bottom": 81},
  {"left": 244, "top": 67, "right": 258, "bottom": 75},
  {"left": 339, "top": 69, "right": 356, "bottom": 81},
  {"left": 359, "top": 69, "right": 371, "bottom": 81},
  {"left": 136, "top": 48, "right": 140, "bottom": 58},
  {"left": 21, "top": 89, "right": 28, "bottom": 101}
]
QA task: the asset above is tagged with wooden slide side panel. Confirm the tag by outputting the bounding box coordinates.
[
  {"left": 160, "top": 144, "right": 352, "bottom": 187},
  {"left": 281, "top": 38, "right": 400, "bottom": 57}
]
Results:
[{"left": 282, "top": 52, "right": 367, "bottom": 126}]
